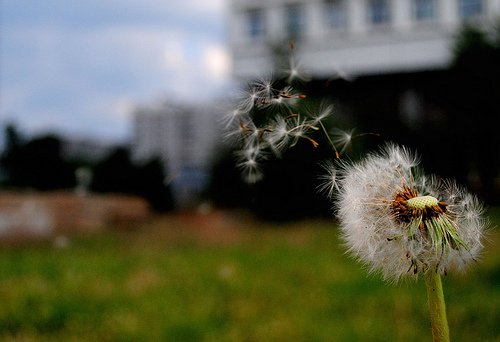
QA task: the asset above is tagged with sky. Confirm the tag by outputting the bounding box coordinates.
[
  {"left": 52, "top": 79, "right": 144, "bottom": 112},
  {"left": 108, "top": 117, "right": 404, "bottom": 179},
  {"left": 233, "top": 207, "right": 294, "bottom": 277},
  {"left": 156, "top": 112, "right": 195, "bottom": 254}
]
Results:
[{"left": 0, "top": 0, "right": 232, "bottom": 144}]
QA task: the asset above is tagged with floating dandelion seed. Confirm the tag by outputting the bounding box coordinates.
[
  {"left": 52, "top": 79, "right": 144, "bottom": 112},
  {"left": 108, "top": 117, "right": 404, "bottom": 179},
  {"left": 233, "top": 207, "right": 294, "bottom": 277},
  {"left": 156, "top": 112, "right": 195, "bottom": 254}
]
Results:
[
  {"left": 331, "top": 128, "right": 354, "bottom": 154},
  {"left": 318, "top": 160, "right": 340, "bottom": 200},
  {"left": 311, "top": 102, "right": 335, "bottom": 124},
  {"left": 225, "top": 56, "right": 343, "bottom": 183},
  {"left": 284, "top": 56, "right": 311, "bottom": 84},
  {"left": 330, "top": 143, "right": 485, "bottom": 281}
]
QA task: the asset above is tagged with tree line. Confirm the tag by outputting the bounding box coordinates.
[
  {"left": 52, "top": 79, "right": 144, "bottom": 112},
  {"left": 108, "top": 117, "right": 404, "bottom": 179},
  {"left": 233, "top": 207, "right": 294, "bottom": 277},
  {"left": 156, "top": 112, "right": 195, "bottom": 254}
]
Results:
[{"left": 0, "top": 124, "right": 174, "bottom": 212}]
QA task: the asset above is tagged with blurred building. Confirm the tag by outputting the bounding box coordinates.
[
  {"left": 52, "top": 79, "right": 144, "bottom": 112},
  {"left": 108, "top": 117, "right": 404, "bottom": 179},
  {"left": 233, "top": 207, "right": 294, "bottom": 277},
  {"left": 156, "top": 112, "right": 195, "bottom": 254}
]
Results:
[
  {"left": 131, "top": 102, "right": 220, "bottom": 207},
  {"left": 228, "top": 0, "right": 500, "bottom": 203},
  {"left": 229, "top": 0, "right": 499, "bottom": 78}
]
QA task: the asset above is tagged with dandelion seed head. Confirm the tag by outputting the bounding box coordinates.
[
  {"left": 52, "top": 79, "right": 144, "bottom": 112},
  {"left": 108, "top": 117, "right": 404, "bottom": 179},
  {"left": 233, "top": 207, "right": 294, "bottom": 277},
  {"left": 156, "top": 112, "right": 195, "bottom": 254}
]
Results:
[{"left": 332, "top": 143, "right": 486, "bottom": 281}]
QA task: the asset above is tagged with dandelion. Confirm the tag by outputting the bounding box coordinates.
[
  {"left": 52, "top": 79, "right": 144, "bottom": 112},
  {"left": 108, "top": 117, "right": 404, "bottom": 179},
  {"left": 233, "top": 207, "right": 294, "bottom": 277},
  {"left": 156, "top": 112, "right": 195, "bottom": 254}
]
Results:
[
  {"left": 327, "top": 143, "right": 486, "bottom": 341},
  {"left": 332, "top": 143, "right": 484, "bottom": 279}
]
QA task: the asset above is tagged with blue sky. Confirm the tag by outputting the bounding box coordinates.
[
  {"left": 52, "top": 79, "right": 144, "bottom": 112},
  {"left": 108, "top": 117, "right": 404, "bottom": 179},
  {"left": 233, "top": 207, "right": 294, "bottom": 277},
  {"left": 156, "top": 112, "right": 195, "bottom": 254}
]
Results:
[{"left": 0, "top": 0, "right": 232, "bottom": 143}]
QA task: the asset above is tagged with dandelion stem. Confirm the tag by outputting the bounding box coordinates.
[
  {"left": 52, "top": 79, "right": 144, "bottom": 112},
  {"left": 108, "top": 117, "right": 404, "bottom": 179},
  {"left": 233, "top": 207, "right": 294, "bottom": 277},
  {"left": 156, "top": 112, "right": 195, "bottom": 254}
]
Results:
[
  {"left": 424, "top": 270, "right": 450, "bottom": 342},
  {"left": 318, "top": 120, "right": 339, "bottom": 158}
]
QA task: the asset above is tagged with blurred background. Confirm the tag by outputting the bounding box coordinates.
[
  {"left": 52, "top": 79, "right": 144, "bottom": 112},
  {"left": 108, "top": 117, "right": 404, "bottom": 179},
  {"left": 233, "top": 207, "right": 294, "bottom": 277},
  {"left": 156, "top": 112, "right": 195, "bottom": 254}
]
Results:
[{"left": 0, "top": 0, "right": 499, "bottom": 340}]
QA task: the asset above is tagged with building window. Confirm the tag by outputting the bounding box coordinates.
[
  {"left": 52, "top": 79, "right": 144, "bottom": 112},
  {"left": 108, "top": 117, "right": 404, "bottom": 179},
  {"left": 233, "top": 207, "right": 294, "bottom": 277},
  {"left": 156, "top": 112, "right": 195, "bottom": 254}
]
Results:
[
  {"left": 367, "top": 0, "right": 391, "bottom": 26},
  {"left": 286, "top": 4, "right": 304, "bottom": 38},
  {"left": 412, "top": 0, "right": 436, "bottom": 21},
  {"left": 324, "top": 0, "right": 348, "bottom": 30},
  {"left": 246, "top": 8, "right": 265, "bottom": 39},
  {"left": 458, "top": 0, "right": 484, "bottom": 18}
]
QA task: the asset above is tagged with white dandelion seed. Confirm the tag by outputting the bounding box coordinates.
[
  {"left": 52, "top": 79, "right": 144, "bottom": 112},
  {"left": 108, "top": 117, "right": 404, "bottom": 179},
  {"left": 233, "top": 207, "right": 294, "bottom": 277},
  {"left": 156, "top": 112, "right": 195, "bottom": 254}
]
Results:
[
  {"left": 222, "top": 107, "right": 246, "bottom": 129},
  {"left": 285, "top": 57, "right": 311, "bottom": 84},
  {"left": 317, "top": 160, "right": 340, "bottom": 199},
  {"left": 312, "top": 102, "right": 334, "bottom": 124},
  {"left": 225, "top": 54, "right": 353, "bottom": 184},
  {"left": 235, "top": 150, "right": 265, "bottom": 184},
  {"left": 265, "top": 116, "right": 291, "bottom": 154},
  {"left": 288, "top": 123, "right": 308, "bottom": 147},
  {"left": 237, "top": 88, "right": 258, "bottom": 113},
  {"left": 252, "top": 76, "right": 275, "bottom": 106},
  {"left": 330, "top": 143, "right": 486, "bottom": 281},
  {"left": 331, "top": 128, "right": 354, "bottom": 154},
  {"left": 269, "top": 95, "right": 295, "bottom": 112},
  {"left": 269, "top": 86, "right": 301, "bottom": 111}
]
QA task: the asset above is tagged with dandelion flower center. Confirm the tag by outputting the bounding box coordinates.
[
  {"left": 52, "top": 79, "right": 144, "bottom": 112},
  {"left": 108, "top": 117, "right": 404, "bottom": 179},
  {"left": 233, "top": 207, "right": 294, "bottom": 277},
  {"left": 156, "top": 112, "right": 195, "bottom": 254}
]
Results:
[
  {"left": 390, "top": 186, "right": 468, "bottom": 265},
  {"left": 407, "top": 195, "right": 439, "bottom": 210},
  {"left": 391, "top": 187, "right": 447, "bottom": 225}
]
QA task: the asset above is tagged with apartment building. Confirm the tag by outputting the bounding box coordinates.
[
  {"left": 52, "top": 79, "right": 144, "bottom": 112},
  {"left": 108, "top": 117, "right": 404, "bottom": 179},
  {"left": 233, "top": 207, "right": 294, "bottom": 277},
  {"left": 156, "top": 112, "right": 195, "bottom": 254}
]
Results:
[
  {"left": 131, "top": 102, "right": 219, "bottom": 207},
  {"left": 229, "top": 0, "right": 499, "bottom": 78},
  {"left": 228, "top": 0, "right": 500, "bottom": 203}
]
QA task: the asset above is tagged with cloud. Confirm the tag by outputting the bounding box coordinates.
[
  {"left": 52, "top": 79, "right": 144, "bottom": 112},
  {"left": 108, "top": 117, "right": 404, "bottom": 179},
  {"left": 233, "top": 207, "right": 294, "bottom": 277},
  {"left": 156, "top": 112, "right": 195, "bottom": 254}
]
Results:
[
  {"left": 0, "top": 0, "right": 231, "bottom": 141},
  {"left": 163, "top": 42, "right": 188, "bottom": 70}
]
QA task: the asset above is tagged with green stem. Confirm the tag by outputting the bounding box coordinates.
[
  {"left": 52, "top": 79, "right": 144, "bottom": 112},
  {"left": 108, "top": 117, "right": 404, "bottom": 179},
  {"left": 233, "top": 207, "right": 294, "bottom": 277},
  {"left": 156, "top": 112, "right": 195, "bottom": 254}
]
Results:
[{"left": 424, "top": 270, "right": 450, "bottom": 342}]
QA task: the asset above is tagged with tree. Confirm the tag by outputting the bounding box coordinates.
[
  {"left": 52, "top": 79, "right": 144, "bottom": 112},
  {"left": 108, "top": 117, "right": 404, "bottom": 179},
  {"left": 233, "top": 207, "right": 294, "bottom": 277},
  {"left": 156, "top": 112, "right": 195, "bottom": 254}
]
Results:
[
  {"left": 135, "top": 158, "right": 175, "bottom": 212},
  {"left": 91, "top": 147, "right": 136, "bottom": 194},
  {"left": 91, "top": 147, "right": 174, "bottom": 212},
  {"left": 446, "top": 24, "right": 500, "bottom": 204},
  {"left": 1, "top": 124, "right": 23, "bottom": 185},
  {"left": 1, "top": 126, "right": 75, "bottom": 190}
]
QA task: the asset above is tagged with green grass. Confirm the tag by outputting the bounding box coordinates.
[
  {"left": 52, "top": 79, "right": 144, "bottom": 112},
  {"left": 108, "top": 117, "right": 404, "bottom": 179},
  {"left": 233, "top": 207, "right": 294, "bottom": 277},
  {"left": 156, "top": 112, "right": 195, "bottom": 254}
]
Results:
[{"left": 0, "top": 211, "right": 499, "bottom": 341}]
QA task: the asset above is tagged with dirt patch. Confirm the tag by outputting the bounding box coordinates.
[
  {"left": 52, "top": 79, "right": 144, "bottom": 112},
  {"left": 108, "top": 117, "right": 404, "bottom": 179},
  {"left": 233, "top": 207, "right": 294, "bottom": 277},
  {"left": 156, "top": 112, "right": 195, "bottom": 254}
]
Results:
[{"left": 0, "top": 191, "right": 150, "bottom": 240}]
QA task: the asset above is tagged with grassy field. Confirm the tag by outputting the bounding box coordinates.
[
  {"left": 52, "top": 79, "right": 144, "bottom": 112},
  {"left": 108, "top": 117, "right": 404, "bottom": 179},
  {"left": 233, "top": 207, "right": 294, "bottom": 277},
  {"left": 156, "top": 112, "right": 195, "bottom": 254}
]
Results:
[{"left": 0, "top": 209, "right": 498, "bottom": 341}]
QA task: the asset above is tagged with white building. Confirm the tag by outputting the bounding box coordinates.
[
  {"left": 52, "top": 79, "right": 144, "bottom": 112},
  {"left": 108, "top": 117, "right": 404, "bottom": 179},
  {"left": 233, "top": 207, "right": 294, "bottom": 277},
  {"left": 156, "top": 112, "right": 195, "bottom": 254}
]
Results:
[
  {"left": 228, "top": 0, "right": 500, "bottom": 205},
  {"left": 132, "top": 102, "right": 220, "bottom": 207},
  {"left": 229, "top": 0, "right": 500, "bottom": 79}
]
